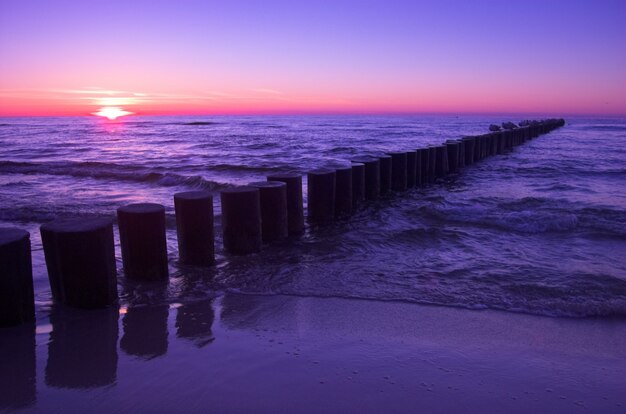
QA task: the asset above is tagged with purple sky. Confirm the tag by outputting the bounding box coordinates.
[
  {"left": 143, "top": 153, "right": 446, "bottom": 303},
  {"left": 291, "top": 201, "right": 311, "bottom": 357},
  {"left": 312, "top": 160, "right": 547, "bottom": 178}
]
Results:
[{"left": 1, "top": 0, "right": 625, "bottom": 115}]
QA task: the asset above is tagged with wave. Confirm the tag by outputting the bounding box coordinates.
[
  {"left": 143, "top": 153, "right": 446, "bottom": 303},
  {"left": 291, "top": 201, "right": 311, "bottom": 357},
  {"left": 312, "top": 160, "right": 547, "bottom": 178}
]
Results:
[
  {"left": 418, "top": 197, "right": 626, "bottom": 238},
  {"left": 227, "top": 284, "right": 626, "bottom": 319},
  {"left": 177, "top": 121, "right": 219, "bottom": 126},
  {"left": 495, "top": 163, "right": 626, "bottom": 178},
  {"left": 0, "top": 206, "right": 117, "bottom": 224},
  {"left": 0, "top": 160, "right": 231, "bottom": 192},
  {"left": 207, "top": 162, "right": 285, "bottom": 172},
  {"left": 580, "top": 124, "right": 626, "bottom": 132}
]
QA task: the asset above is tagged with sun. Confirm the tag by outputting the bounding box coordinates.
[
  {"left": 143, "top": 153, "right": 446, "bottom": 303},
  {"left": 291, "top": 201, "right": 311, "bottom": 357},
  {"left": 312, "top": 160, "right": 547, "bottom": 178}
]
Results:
[{"left": 92, "top": 106, "right": 133, "bottom": 120}]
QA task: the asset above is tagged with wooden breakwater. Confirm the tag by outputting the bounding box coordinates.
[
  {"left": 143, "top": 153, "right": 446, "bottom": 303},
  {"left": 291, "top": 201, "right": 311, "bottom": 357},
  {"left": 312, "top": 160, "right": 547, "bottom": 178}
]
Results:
[{"left": 0, "top": 118, "right": 565, "bottom": 326}]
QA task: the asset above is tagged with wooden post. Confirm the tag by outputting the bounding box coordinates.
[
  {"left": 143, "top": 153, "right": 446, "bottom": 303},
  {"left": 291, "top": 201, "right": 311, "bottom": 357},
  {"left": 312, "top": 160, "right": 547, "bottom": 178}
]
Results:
[
  {"left": 174, "top": 191, "right": 214, "bottom": 265},
  {"left": 249, "top": 181, "right": 288, "bottom": 242},
  {"left": 118, "top": 203, "right": 169, "bottom": 280},
  {"left": 0, "top": 228, "right": 34, "bottom": 326},
  {"left": 41, "top": 218, "right": 118, "bottom": 308}
]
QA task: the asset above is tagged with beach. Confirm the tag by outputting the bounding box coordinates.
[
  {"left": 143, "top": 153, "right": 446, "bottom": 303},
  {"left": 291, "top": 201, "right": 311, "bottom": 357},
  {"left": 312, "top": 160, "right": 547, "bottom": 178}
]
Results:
[
  {"left": 1, "top": 115, "right": 625, "bottom": 412},
  {"left": 2, "top": 293, "right": 625, "bottom": 413}
]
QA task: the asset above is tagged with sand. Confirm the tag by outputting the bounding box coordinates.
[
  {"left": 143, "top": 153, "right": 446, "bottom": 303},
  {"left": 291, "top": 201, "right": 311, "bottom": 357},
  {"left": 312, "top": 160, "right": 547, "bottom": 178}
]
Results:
[{"left": 1, "top": 293, "right": 624, "bottom": 413}]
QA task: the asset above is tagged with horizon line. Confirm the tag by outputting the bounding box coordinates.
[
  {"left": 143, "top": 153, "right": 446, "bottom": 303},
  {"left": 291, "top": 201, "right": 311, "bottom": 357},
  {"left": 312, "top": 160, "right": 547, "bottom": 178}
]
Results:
[{"left": 1, "top": 110, "right": 624, "bottom": 118}]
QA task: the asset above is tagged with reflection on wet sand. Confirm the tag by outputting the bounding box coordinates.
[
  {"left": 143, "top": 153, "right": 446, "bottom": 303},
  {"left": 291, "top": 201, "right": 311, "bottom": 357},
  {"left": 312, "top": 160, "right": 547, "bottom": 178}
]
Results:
[
  {"left": 45, "top": 307, "right": 118, "bottom": 388},
  {"left": 0, "top": 323, "right": 36, "bottom": 409},
  {"left": 175, "top": 298, "right": 215, "bottom": 347},
  {"left": 121, "top": 305, "right": 169, "bottom": 359}
]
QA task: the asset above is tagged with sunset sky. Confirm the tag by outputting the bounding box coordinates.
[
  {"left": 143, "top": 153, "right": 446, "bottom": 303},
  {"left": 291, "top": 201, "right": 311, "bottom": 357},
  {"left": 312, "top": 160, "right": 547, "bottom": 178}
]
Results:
[{"left": 1, "top": 0, "right": 625, "bottom": 116}]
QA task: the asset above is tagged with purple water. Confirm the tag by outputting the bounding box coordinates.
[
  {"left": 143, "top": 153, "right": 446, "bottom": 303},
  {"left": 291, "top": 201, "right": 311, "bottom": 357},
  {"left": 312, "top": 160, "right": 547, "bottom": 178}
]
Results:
[{"left": 1, "top": 114, "right": 625, "bottom": 318}]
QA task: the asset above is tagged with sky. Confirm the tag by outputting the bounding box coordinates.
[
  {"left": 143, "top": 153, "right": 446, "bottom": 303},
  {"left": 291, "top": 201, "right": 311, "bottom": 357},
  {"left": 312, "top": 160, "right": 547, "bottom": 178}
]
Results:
[{"left": 0, "top": 0, "right": 625, "bottom": 116}]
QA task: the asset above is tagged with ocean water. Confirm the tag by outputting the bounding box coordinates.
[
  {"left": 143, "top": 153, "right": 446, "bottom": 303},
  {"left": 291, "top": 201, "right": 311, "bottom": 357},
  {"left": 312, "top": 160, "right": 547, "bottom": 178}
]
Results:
[{"left": 1, "top": 114, "right": 625, "bottom": 318}]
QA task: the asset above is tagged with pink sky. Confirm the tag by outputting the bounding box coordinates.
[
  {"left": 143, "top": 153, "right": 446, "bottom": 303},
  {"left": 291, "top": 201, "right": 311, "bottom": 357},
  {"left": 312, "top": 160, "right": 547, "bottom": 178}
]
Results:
[{"left": 1, "top": 1, "right": 625, "bottom": 116}]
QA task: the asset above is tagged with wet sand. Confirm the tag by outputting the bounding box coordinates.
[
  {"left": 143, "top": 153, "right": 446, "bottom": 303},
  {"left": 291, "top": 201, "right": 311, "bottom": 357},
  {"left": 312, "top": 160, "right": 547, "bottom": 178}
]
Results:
[{"left": 1, "top": 294, "right": 625, "bottom": 413}]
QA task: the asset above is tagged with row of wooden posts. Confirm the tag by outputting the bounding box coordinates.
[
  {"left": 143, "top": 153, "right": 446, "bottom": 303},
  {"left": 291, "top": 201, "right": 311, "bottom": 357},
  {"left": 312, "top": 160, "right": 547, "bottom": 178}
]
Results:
[{"left": 0, "top": 119, "right": 566, "bottom": 326}]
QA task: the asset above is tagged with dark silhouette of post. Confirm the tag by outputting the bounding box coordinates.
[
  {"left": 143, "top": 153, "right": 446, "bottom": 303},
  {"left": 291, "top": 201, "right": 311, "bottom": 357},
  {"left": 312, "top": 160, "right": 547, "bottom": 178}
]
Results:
[
  {"left": 418, "top": 148, "right": 429, "bottom": 186},
  {"left": 220, "top": 186, "right": 262, "bottom": 253},
  {"left": 351, "top": 162, "right": 365, "bottom": 208},
  {"left": 446, "top": 141, "right": 460, "bottom": 173},
  {"left": 334, "top": 166, "right": 353, "bottom": 217},
  {"left": 121, "top": 305, "right": 168, "bottom": 359},
  {"left": 456, "top": 139, "right": 466, "bottom": 168},
  {"left": 414, "top": 149, "right": 422, "bottom": 186},
  {"left": 387, "top": 152, "right": 407, "bottom": 191},
  {"left": 174, "top": 191, "right": 214, "bottom": 266},
  {"left": 435, "top": 144, "right": 449, "bottom": 178},
  {"left": 480, "top": 134, "right": 488, "bottom": 159},
  {"left": 41, "top": 218, "right": 117, "bottom": 308},
  {"left": 0, "top": 228, "right": 34, "bottom": 327},
  {"left": 462, "top": 137, "right": 475, "bottom": 165},
  {"left": 118, "top": 203, "right": 169, "bottom": 281},
  {"left": 490, "top": 133, "right": 498, "bottom": 155},
  {"left": 352, "top": 157, "right": 380, "bottom": 200},
  {"left": 266, "top": 173, "right": 305, "bottom": 235},
  {"left": 378, "top": 155, "right": 392, "bottom": 194},
  {"left": 406, "top": 151, "right": 416, "bottom": 187},
  {"left": 427, "top": 146, "right": 437, "bottom": 182},
  {"left": 482, "top": 134, "right": 490, "bottom": 156},
  {"left": 307, "top": 169, "right": 336, "bottom": 223},
  {"left": 496, "top": 131, "right": 505, "bottom": 154},
  {"left": 474, "top": 135, "right": 482, "bottom": 162},
  {"left": 46, "top": 307, "right": 118, "bottom": 388},
  {"left": 249, "top": 181, "right": 288, "bottom": 242},
  {"left": 502, "top": 130, "right": 513, "bottom": 152},
  {"left": 531, "top": 124, "right": 540, "bottom": 138}
]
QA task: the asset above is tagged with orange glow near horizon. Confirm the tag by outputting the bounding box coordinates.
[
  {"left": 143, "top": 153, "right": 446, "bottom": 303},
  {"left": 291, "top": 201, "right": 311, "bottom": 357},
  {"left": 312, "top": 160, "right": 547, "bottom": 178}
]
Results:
[
  {"left": 0, "top": 84, "right": 624, "bottom": 117},
  {"left": 92, "top": 106, "right": 133, "bottom": 120}
]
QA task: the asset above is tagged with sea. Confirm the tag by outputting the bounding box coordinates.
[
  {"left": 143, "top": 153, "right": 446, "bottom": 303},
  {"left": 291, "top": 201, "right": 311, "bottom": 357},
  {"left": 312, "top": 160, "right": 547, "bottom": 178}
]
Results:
[{"left": 1, "top": 114, "right": 625, "bottom": 319}]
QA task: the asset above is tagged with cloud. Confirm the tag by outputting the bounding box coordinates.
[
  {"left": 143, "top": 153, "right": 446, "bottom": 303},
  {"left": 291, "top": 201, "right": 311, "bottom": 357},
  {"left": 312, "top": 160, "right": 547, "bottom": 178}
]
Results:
[{"left": 251, "top": 88, "right": 283, "bottom": 95}]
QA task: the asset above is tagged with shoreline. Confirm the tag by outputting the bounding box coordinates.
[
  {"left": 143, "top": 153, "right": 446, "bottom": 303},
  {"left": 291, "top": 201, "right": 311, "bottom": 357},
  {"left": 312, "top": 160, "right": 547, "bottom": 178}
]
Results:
[{"left": 2, "top": 292, "right": 624, "bottom": 413}]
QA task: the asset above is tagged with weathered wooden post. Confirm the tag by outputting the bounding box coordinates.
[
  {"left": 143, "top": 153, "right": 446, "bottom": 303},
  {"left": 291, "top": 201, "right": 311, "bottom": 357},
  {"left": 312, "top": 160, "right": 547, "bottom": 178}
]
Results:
[
  {"left": 0, "top": 228, "right": 34, "bottom": 326},
  {"left": 352, "top": 157, "right": 380, "bottom": 200},
  {"left": 497, "top": 131, "right": 506, "bottom": 154},
  {"left": 118, "top": 203, "right": 169, "bottom": 280},
  {"left": 406, "top": 151, "right": 417, "bottom": 188},
  {"left": 456, "top": 139, "right": 466, "bottom": 168},
  {"left": 174, "top": 191, "right": 214, "bottom": 265},
  {"left": 387, "top": 152, "right": 407, "bottom": 191},
  {"left": 474, "top": 135, "right": 483, "bottom": 161},
  {"left": 435, "top": 144, "right": 449, "bottom": 178},
  {"left": 249, "top": 181, "right": 288, "bottom": 242},
  {"left": 41, "top": 218, "right": 118, "bottom": 308},
  {"left": 220, "top": 187, "right": 262, "bottom": 254},
  {"left": 267, "top": 173, "right": 305, "bottom": 235},
  {"left": 307, "top": 169, "right": 336, "bottom": 222},
  {"left": 414, "top": 149, "right": 422, "bottom": 186},
  {"left": 351, "top": 162, "right": 365, "bottom": 208},
  {"left": 446, "top": 141, "right": 460, "bottom": 173},
  {"left": 334, "top": 166, "right": 353, "bottom": 217},
  {"left": 462, "top": 136, "right": 475, "bottom": 165},
  {"left": 418, "top": 148, "right": 429, "bottom": 186},
  {"left": 379, "top": 155, "right": 392, "bottom": 194},
  {"left": 427, "top": 146, "right": 437, "bottom": 182}
]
